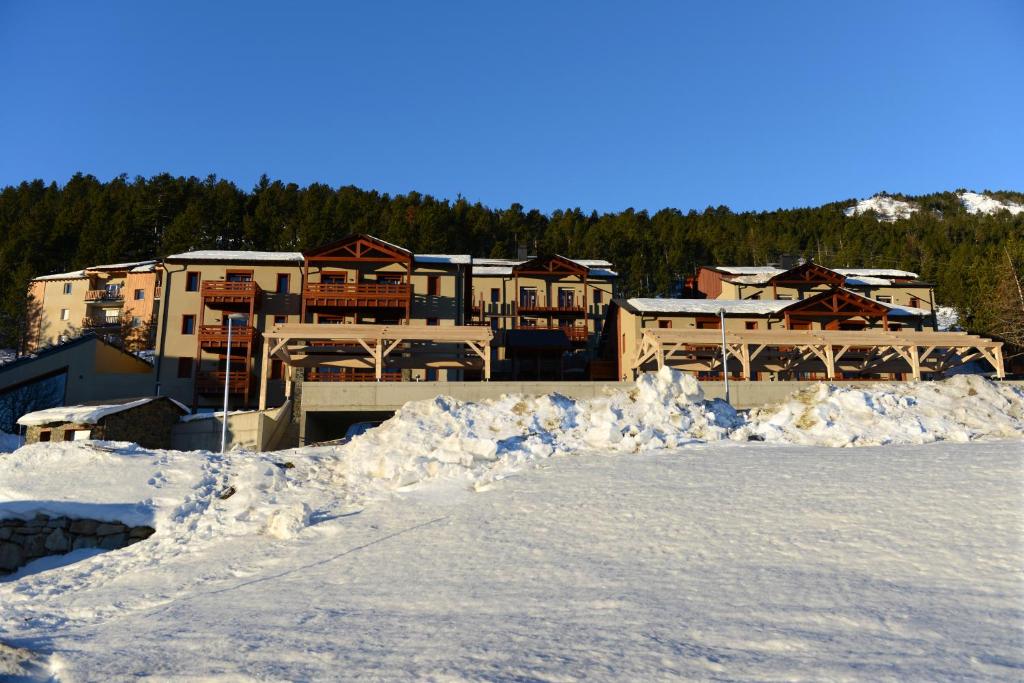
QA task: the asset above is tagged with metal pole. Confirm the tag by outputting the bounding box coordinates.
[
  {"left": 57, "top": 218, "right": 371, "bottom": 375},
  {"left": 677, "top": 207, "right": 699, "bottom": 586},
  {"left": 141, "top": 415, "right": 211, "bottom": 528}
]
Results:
[
  {"left": 221, "top": 316, "right": 233, "bottom": 453},
  {"left": 719, "top": 308, "right": 730, "bottom": 405}
]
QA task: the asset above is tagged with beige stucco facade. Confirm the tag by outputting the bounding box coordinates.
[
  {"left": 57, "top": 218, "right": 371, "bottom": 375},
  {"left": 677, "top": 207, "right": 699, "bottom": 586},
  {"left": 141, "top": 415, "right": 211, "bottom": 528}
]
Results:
[{"left": 28, "top": 261, "right": 162, "bottom": 351}]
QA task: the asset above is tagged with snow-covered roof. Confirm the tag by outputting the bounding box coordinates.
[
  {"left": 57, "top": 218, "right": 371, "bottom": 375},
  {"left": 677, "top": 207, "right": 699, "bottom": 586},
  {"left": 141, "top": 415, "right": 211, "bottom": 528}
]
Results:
[
  {"left": 471, "top": 257, "right": 616, "bottom": 277},
  {"left": 414, "top": 254, "right": 472, "bottom": 265},
  {"left": 844, "top": 276, "right": 893, "bottom": 286},
  {"left": 32, "top": 269, "right": 87, "bottom": 282},
  {"left": 471, "top": 265, "right": 515, "bottom": 276},
  {"left": 714, "top": 266, "right": 782, "bottom": 275},
  {"left": 718, "top": 266, "right": 919, "bottom": 284},
  {"left": 130, "top": 262, "right": 159, "bottom": 273},
  {"left": 89, "top": 259, "right": 158, "bottom": 272},
  {"left": 626, "top": 298, "right": 792, "bottom": 315},
  {"left": 166, "top": 250, "right": 304, "bottom": 263},
  {"left": 834, "top": 268, "right": 918, "bottom": 278},
  {"left": 17, "top": 397, "right": 189, "bottom": 427}
]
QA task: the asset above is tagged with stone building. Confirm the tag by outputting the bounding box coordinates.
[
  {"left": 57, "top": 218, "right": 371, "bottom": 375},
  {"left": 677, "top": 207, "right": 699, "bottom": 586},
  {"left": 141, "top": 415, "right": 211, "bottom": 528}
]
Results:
[{"left": 17, "top": 396, "right": 188, "bottom": 448}]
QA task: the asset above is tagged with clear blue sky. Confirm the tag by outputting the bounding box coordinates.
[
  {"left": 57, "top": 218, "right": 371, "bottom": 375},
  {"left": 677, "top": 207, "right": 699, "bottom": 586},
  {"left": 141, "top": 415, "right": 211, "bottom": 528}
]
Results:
[{"left": 1, "top": 1, "right": 1021, "bottom": 213}]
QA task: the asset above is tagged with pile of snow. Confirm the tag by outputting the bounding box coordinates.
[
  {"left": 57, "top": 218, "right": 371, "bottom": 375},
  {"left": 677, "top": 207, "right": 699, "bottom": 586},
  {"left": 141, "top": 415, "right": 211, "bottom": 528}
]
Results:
[
  {"left": 736, "top": 375, "right": 1024, "bottom": 447},
  {"left": 313, "top": 367, "right": 740, "bottom": 497},
  {"left": 844, "top": 194, "right": 919, "bottom": 221},
  {"left": 958, "top": 191, "right": 1024, "bottom": 216}
]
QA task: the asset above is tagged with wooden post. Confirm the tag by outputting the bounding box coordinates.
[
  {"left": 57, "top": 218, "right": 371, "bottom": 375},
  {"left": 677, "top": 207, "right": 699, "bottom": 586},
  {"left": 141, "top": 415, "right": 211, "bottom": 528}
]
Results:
[
  {"left": 301, "top": 259, "right": 309, "bottom": 323},
  {"left": 484, "top": 339, "right": 491, "bottom": 380},
  {"left": 909, "top": 345, "right": 921, "bottom": 381},
  {"left": 258, "top": 332, "right": 271, "bottom": 410},
  {"left": 824, "top": 344, "right": 835, "bottom": 380},
  {"left": 374, "top": 339, "right": 383, "bottom": 380},
  {"left": 740, "top": 343, "right": 751, "bottom": 380}
]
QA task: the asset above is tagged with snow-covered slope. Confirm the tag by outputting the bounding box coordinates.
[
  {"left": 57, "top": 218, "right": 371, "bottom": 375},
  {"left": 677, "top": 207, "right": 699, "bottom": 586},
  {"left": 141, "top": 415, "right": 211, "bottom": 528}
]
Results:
[
  {"left": 957, "top": 191, "right": 1024, "bottom": 216},
  {"left": 844, "top": 194, "right": 918, "bottom": 221}
]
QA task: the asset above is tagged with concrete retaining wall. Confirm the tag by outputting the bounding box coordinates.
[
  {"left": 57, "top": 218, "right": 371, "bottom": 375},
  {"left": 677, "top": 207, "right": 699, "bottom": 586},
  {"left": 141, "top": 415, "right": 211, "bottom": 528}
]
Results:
[
  {"left": 169, "top": 401, "right": 292, "bottom": 452},
  {"left": 0, "top": 515, "right": 154, "bottom": 575}
]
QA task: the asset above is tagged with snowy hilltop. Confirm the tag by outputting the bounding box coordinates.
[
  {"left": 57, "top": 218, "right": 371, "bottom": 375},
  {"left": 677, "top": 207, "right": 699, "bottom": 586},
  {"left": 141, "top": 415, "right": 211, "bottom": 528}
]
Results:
[{"left": 844, "top": 191, "right": 1024, "bottom": 221}]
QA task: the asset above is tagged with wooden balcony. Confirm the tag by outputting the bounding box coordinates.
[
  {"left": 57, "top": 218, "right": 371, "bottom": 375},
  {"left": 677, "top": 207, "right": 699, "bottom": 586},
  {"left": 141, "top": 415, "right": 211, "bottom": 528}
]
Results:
[
  {"left": 196, "top": 370, "right": 251, "bottom": 394},
  {"left": 516, "top": 302, "right": 585, "bottom": 316},
  {"left": 519, "top": 325, "right": 589, "bottom": 343},
  {"left": 85, "top": 289, "right": 123, "bottom": 302},
  {"left": 201, "top": 280, "right": 261, "bottom": 306},
  {"left": 306, "top": 369, "right": 402, "bottom": 382},
  {"left": 303, "top": 282, "right": 411, "bottom": 309},
  {"left": 82, "top": 316, "right": 122, "bottom": 330},
  {"left": 198, "top": 325, "right": 255, "bottom": 351}
]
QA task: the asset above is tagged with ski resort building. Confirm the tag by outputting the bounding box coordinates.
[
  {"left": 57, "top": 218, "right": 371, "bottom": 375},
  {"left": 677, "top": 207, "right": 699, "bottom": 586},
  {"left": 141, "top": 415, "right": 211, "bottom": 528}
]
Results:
[
  {"left": 468, "top": 256, "right": 616, "bottom": 378},
  {"left": 604, "top": 290, "right": 1003, "bottom": 381},
  {"left": 694, "top": 262, "right": 936, "bottom": 315},
  {"left": 28, "top": 260, "right": 162, "bottom": 351}
]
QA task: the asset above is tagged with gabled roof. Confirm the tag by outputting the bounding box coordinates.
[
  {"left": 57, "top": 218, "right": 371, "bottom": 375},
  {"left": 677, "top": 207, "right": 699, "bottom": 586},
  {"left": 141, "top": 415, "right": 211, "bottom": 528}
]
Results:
[
  {"left": 303, "top": 234, "right": 412, "bottom": 262},
  {"left": 513, "top": 255, "right": 590, "bottom": 277},
  {"left": 783, "top": 287, "right": 890, "bottom": 317},
  {"left": 87, "top": 259, "right": 159, "bottom": 274},
  {"left": 472, "top": 256, "right": 616, "bottom": 278},
  {"left": 17, "top": 396, "right": 188, "bottom": 427},
  {"left": 767, "top": 262, "right": 846, "bottom": 286},
  {"left": 31, "top": 269, "right": 88, "bottom": 282}
]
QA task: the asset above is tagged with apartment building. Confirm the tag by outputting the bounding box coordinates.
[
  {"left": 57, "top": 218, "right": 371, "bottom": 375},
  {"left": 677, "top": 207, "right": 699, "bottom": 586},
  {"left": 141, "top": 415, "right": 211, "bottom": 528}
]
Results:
[
  {"left": 154, "top": 235, "right": 475, "bottom": 409},
  {"left": 695, "top": 262, "right": 936, "bottom": 313},
  {"left": 28, "top": 260, "right": 162, "bottom": 351},
  {"left": 469, "top": 255, "right": 616, "bottom": 378}
]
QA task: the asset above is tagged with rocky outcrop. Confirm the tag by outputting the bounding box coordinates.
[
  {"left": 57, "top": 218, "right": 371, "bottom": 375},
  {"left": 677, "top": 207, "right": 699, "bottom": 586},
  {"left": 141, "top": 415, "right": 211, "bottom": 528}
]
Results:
[{"left": 0, "top": 515, "right": 154, "bottom": 574}]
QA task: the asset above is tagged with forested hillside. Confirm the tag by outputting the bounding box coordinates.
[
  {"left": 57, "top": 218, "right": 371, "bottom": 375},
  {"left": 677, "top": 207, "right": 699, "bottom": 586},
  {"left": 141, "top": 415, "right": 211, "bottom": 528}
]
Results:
[{"left": 0, "top": 174, "right": 1021, "bottom": 350}]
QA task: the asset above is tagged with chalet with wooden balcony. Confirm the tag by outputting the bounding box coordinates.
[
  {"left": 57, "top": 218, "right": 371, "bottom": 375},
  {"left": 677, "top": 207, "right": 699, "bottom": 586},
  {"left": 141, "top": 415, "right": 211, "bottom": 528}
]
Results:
[
  {"left": 470, "top": 254, "right": 616, "bottom": 378},
  {"left": 695, "top": 261, "right": 937, "bottom": 316},
  {"left": 28, "top": 260, "right": 162, "bottom": 351}
]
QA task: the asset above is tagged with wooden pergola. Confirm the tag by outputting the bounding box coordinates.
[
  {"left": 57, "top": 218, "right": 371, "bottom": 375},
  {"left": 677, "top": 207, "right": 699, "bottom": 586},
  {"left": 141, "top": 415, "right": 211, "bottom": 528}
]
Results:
[
  {"left": 258, "top": 323, "right": 493, "bottom": 409},
  {"left": 630, "top": 328, "right": 1005, "bottom": 381}
]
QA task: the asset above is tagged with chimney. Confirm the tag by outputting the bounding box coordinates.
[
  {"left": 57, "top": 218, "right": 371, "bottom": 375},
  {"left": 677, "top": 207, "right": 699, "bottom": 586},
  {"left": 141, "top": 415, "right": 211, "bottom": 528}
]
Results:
[{"left": 517, "top": 245, "right": 529, "bottom": 260}]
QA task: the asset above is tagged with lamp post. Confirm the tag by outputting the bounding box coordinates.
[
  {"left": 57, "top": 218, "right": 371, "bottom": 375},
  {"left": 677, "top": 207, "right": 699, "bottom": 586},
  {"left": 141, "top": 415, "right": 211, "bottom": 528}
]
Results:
[
  {"left": 221, "top": 313, "right": 247, "bottom": 453},
  {"left": 719, "top": 308, "right": 730, "bottom": 405}
]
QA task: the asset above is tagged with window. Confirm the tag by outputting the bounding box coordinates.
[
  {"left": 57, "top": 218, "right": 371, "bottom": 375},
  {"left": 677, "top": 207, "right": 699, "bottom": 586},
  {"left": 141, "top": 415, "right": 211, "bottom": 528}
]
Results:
[
  {"left": 696, "top": 318, "right": 721, "bottom": 330},
  {"left": 593, "top": 289, "right": 603, "bottom": 304},
  {"left": 131, "top": 316, "right": 142, "bottom": 328},
  {"left": 877, "top": 295, "right": 893, "bottom": 304},
  {"left": 658, "top": 320, "right": 672, "bottom": 329},
  {"left": 777, "top": 294, "right": 793, "bottom": 301},
  {"left": 60, "top": 309, "right": 70, "bottom": 321},
  {"left": 378, "top": 274, "right": 402, "bottom": 285},
  {"left": 425, "top": 368, "right": 438, "bottom": 381},
  {"left": 63, "top": 283, "right": 72, "bottom": 295},
  {"left": 322, "top": 272, "right": 347, "bottom": 284},
  {"left": 519, "top": 287, "right": 537, "bottom": 308},
  {"left": 226, "top": 270, "right": 253, "bottom": 282},
  {"left": 185, "top": 272, "right": 200, "bottom": 291},
  {"left": 558, "top": 288, "right": 575, "bottom": 308},
  {"left": 745, "top": 321, "right": 758, "bottom": 330},
  {"left": 104, "top": 311, "right": 120, "bottom": 324},
  {"left": 490, "top": 318, "right": 499, "bottom": 331},
  {"left": 274, "top": 315, "right": 287, "bottom": 324},
  {"left": 177, "top": 357, "right": 194, "bottom": 378},
  {"left": 427, "top": 276, "right": 441, "bottom": 296},
  {"left": 594, "top": 318, "right": 602, "bottom": 333},
  {"left": 39, "top": 430, "right": 51, "bottom": 442},
  {"left": 63, "top": 430, "right": 77, "bottom": 442},
  {"left": 490, "top": 288, "right": 500, "bottom": 303},
  {"left": 276, "top": 274, "right": 290, "bottom": 294},
  {"left": 270, "top": 359, "right": 284, "bottom": 380},
  {"left": 427, "top": 318, "right": 439, "bottom": 326},
  {"left": 132, "top": 289, "right": 144, "bottom": 301},
  {"left": 749, "top": 293, "right": 761, "bottom": 300},
  {"left": 181, "top": 315, "right": 196, "bottom": 335}
]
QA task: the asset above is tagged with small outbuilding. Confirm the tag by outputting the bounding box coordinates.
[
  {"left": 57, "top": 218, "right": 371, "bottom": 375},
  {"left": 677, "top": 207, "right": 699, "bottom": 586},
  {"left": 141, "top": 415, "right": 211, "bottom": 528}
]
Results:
[{"left": 17, "top": 397, "right": 189, "bottom": 448}]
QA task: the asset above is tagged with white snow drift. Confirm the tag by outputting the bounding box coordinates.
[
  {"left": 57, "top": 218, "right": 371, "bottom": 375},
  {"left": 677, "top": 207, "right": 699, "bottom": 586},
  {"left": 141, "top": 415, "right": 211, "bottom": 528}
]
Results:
[
  {"left": 737, "top": 375, "right": 1024, "bottom": 447},
  {"left": 844, "top": 194, "right": 919, "bottom": 221}
]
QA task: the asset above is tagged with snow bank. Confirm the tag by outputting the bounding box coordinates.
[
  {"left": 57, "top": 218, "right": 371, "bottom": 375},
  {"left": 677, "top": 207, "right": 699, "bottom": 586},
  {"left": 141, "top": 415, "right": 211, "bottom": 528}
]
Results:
[
  {"left": 315, "top": 367, "right": 740, "bottom": 497},
  {"left": 736, "top": 375, "right": 1024, "bottom": 447}
]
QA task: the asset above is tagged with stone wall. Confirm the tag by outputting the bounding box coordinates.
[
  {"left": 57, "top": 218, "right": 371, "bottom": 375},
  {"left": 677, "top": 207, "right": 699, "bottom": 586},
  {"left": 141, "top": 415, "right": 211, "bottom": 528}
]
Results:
[{"left": 0, "top": 514, "right": 154, "bottom": 575}]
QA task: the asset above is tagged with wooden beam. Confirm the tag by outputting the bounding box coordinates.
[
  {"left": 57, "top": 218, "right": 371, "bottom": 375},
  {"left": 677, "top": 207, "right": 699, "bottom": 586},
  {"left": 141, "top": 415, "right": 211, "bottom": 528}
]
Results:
[{"left": 258, "top": 334, "right": 271, "bottom": 410}]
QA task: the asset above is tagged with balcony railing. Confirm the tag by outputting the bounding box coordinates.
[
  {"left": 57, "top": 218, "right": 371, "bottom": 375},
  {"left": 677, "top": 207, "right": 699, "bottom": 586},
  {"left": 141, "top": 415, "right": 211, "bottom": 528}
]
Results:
[
  {"left": 82, "top": 316, "right": 122, "bottom": 329},
  {"left": 198, "top": 325, "right": 256, "bottom": 350},
  {"left": 196, "top": 370, "right": 251, "bottom": 394},
  {"left": 303, "top": 282, "right": 412, "bottom": 308},
  {"left": 306, "top": 369, "right": 402, "bottom": 382},
  {"left": 200, "top": 280, "right": 261, "bottom": 306},
  {"left": 519, "top": 324, "right": 589, "bottom": 343},
  {"left": 516, "top": 302, "right": 585, "bottom": 315},
  {"left": 85, "top": 289, "right": 123, "bottom": 302}
]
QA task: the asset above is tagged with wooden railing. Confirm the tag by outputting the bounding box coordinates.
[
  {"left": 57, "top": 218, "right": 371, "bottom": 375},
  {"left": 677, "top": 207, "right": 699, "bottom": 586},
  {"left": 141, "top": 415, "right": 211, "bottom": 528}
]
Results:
[
  {"left": 519, "top": 325, "right": 589, "bottom": 342},
  {"left": 196, "top": 370, "right": 250, "bottom": 393},
  {"left": 304, "top": 282, "right": 411, "bottom": 297},
  {"left": 85, "top": 288, "right": 123, "bottom": 302},
  {"left": 198, "top": 325, "right": 256, "bottom": 346},
  {"left": 201, "top": 280, "right": 261, "bottom": 298},
  {"left": 516, "top": 302, "right": 585, "bottom": 315},
  {"left": 82, "top": 316, "right": 122, "bottom": 328},
  {"left": 306, "top": 370, "right": 403, "bottom": 382}
]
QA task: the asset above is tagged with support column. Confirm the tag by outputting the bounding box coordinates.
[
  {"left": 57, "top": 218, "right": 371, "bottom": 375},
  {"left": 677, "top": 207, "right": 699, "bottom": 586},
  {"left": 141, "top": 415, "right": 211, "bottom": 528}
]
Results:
[
  {"left": 909, "top": 345, "right": 921, "bottom": 381},
  {"left": 824, "top": 344, "right": 836, "bottom": 380},
  {"left": 258, "top": 334, "right": 271, "bottom": 410},
  {"left": 374, "top": 340, "right": 383, "bottom": 380}
]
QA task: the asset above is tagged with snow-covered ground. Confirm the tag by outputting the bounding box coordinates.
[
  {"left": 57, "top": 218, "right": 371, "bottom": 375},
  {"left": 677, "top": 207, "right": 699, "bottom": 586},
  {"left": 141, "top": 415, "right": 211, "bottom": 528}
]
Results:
[
  {"left": 1, "top": 372, "right": 1022, "bottom": 680},
  {"left": 935, "top": 304, "right": 959, "bottom": 331}
]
